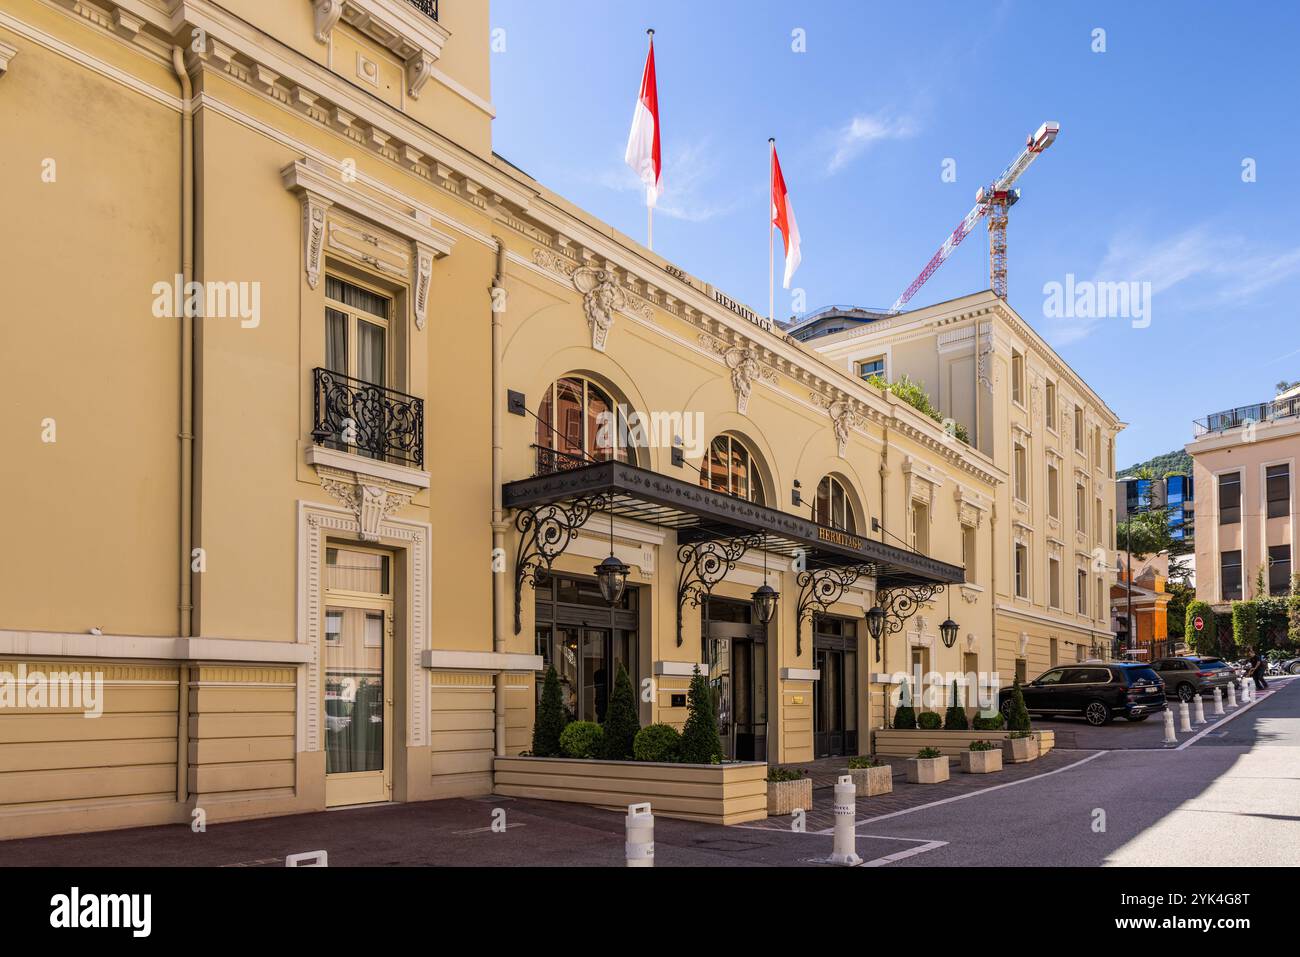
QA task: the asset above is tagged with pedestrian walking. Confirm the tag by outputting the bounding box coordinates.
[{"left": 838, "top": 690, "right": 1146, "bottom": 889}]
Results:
[{"left": 1249, "top": 650, "right": 1269, "bottom": 692}]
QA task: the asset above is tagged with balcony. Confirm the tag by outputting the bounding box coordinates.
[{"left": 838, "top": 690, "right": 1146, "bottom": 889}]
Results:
[
  {"left": 312, "top": 368, "right": 424, "bottom": 469},
  {"left": 1193, "top": 393, "right": 1300, "bottom": 436},
  {"left": 405, "top": 0, "right": 438, "bottom": 20}
]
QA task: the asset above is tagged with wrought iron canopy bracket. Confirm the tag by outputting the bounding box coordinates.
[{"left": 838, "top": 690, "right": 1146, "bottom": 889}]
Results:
[
  {"left": 676, "top": 534, "right": 764, "bottom": 646},
  {"left": 871, "top": 583, "right": 946, "bottom": 663},
  {"left": 512, "top": 492, "right": 613, "bottom": 634},
  {"left": 794, "top": 563, "right": 878, "bottom": 658}
]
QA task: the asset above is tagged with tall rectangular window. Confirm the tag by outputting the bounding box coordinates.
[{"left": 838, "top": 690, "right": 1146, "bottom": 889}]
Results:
[
  {"left": 1014, "top": 443, "right": 1027, "bottom": 501},
  {"left": 1076, "top": 483, "right": 1087, "bottom": 535},
  {"left": 1077, "top": 569, "right": 1087, "bottom": 615},
  {"left": 1015, "top": 544, "right": 1029, "bottom": 598},
  {"left": 1047, "top": 463, "right": 1060, "bottom": 518},
  {"left": 1107, "top": 438, "right": 1114, "bottom": 477},
  {"left": 1045, "top": 381, "right": 1057, "bottom": 430},
  {"left": 1266, "top": 464, "right": 1290, "bottom": 519},
  {"left": 961, "top": 524, "right": 977, "bottom": 580},
  {"left": 1094, "top": 498, "right": 1102, "bottom": 544},
  {"left": 1011, "top": 351, "right": 1025, "bottom": 405},
  {"left": 1049, "top": 557, "right": 1061, "bottom": 609},
  {"left": 1219, "top": 472, "right": 1241, "bottom": 525},
  {"left": 1269, "top": 544, "right": 1291, "bottom": 595},
  {"left": 911, "top": 501, "right": 929, "bottom": 554},
  {"left": 1074, "top": 407, "right": 1084, "bottom": 452},
  {"left": 1221, "top": 550, "right": 1243, "bottom": 602}
]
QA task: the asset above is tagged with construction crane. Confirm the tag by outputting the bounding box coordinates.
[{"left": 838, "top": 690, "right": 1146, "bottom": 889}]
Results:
[{"left": 890, "top": 122, "right": 1059, "bottom": 313}]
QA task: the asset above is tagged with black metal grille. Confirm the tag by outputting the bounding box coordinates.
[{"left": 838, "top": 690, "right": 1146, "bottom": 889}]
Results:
[
  {"left": 312, "top": 368, "right": 424, "bottom": 468},
  {"left": 406, "top": 0, "right": 439, "bottom": 21},
  {"left": 534, "top": 444, "right": 595, "bottom": 476}
]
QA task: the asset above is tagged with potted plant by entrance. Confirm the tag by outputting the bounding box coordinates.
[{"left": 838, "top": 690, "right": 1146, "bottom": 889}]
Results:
[
  {"left": 845, "top": 755, "right": 892, "bottom": 796},
  {"left": 905, "top": 747, "right": 949, "bottom": 784},
  {"left": 960, "top": 739, "right": 1003, "bottom": 774},
  {"left": 766, "top": 766, "right": 812, "bottom": 815},
  {"left": 1002, "top": 730, "right": 1040, "bottom": 763}
]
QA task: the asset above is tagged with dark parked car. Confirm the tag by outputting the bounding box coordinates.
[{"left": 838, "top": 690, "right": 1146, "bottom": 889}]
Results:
[
  {"left": 1152, "top": 656, "right": 1237, "bottom": 701},
  {"left": 1000, "top": 662, "right": 1166, "bottom": 727}
]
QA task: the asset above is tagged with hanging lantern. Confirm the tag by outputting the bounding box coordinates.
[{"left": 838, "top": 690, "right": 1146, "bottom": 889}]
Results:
[
  {"left": 751, "top": 583, "right": 779, "bottom": 625},
  {"left": 865, "top": 605, "right": 886, "bottom": 642},
  {"left": 594, "top": 554, "right": 630, "bottom": 605},
  {"left": 940, "top": 617, "right": 959, "bottom": 648}
]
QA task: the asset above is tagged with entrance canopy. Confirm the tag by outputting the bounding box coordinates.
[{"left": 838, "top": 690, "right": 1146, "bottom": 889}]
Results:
[{"left": 502, "top": 459, "right": 964, "bottom": 590}]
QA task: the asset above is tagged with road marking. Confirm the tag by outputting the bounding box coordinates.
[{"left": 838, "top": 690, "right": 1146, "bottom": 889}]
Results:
[
  {"left": 850, "top": 750, "right": 1111, "bottom": 827},
  {"left": 859, "top": 838, "right": 948, "bottom": 867}
]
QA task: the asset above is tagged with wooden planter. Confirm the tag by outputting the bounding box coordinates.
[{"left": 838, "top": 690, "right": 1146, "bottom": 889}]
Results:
[
  {"left": 959, "top": 749, "right": 1003, "bottom": 774},
  {"left": 844, "top": 764, "right": 893, "bottom": 796},
  {"left": 493, "top": 756, "right": 768, "bottom": 825},
  {"left": 873, "top": 729, "right": 1055, "bottom": 757},
  {"left": 767, "top": 777, "right": 813, "bottom": 815},
  {"left": 904, "top": 756, "right": 950, "bottom": 784},
  {"left": 1002, "top": 735, "right": 1040, "bottom": 764}
]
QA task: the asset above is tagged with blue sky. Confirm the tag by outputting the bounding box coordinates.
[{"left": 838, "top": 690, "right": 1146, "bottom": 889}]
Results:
[{"left": 490, "top": 0, "right": 1300, "bottom": 468}]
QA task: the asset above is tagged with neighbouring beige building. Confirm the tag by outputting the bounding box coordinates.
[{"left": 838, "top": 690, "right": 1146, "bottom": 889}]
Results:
[
  {"left": 0, "top": 0, "right": 1115, "bottom": 840},
  {"left": 1187, "top": 384, "right": 1299, "bottom": 609},
  {"left": 792, "top": 299, "right": 1124, "bottom": 680}
]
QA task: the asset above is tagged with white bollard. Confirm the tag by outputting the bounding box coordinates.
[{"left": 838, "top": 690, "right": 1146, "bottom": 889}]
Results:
[
  {"left": 829, "top": 775, "right": 862, "bottom": 866},
  {"left": 1162, "top": 708, "right": 1177, "bottom": 745},
  {"left": 1212, "top": 687, "right": 1225, "bottom": 716},
  {"left": 1227, "top": 683, "right": 1237, "bottom": 708},
  {"left": 285, "top": 850, "right": 328, "bottom": 867},
  {"left": 1193, "top": 693, "right": 1206, "bottom": 725},
  {"left": 1243, "top": 681, "right": 1253, "bottom": 703},
  {"left": 1178, "top": 700, "right": 1192, "bottom": 733},
  {"left": 625, "top": 802, "right": 654, "bottom": 867}
]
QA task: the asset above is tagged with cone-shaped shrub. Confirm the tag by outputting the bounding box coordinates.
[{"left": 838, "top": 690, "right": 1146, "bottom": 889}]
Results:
[
  {"left": 893, "top": 677, "right": 916, "bottom": 729},
  {"left": 679, "top": 665, "right": 722, "bottom": 764},
  {"left": 531, "top": 665, "right": 568, "bottom": 757},
  {"left": 1006, "top": 677, "right": 1032, "bottom": 731},
  {"left": 600, "top": 661, "right": 640, "bottom": 760},
  {"left": 944, "top": 679, "right": 969, "bottom": 730}
]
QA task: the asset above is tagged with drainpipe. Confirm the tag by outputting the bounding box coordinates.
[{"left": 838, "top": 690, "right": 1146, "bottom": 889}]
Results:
[
  {"left": 490, "top": 238, "right": 508, "bottom": 757},
  {"left": 171, "top": 46, "right": 194, "bottom": 805},
  {"left": 878, "top": 424, "right": 890, "bottom": 719}
]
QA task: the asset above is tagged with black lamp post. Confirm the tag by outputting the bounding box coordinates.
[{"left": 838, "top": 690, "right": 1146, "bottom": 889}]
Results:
[
  {"left": 751, "top": 532, "right": 779, "bottom": 625},
  {"left": 594, "top": 506, "right": 629, "bottom": 605}
]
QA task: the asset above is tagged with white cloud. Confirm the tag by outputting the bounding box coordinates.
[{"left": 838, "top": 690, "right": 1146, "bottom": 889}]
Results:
[
  {"left": 598, "top": 137, "right": 742, "bottom": 224},
  {"left": 826, "top": 111, "right": 918, "bottom": 173}
]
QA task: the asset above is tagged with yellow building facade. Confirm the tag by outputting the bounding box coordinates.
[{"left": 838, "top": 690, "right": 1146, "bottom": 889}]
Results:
[{"left": 0, "top": 0, "right": 1095, "bottom": 840}]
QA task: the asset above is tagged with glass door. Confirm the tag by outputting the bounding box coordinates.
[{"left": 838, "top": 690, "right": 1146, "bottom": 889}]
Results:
[
  {"left": 704, "top": 599, "right": 767, "bottom": 762},
  {"left": 814, "top": 617, "right": 858, "bottom": 757}
]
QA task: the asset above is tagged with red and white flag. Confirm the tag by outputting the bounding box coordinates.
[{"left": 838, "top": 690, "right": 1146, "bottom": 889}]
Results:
[
  {"left": 624, "top": 33, "right": 663, "bottom": 208},
  {"left": 771, "top": 144, "right": 801, "bottom": 288}
]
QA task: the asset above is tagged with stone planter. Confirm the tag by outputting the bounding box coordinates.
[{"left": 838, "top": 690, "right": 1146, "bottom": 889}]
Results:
[
  {"left": 1002, "top": 734, "right": 1040, "bottom": 764},
  {"left": 904, "top": 756, "right": 950, "bottom": 784},
  {"left": 872, "top": 729, "right": 1055, "bottom": 757},
  {"left": 767, "top": 777, "right": 813, "bottom": 815},
  {"left": 844, "top": 764, "right": 893, "bottom": 797},
  {"left": 959, "top": 748, "right": 1002, "bottom": 774}
]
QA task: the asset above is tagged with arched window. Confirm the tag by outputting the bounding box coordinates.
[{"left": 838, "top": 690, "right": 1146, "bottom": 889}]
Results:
[
  {"left": 536, "top": 375, "right": 639, "bottom": 466},
  {"left": 701, "top": 434, "right": 767, "bottom": 504},
  {"left": 815, "top": 475, "right": 858, "bottom": 532}
]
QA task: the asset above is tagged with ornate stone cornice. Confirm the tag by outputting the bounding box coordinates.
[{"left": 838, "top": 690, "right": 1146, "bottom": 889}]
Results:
[
  {"left": 310, "top": 0, "right": 449, "bottom": 99},
  {"left": 314, "top": 465, "right": 420, "bottom": 542},
  {"left": 0, "top": 39, "right": 16, "bottom": 76}
]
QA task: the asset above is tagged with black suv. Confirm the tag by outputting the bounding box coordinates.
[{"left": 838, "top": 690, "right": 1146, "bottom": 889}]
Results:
[{"left": 1000, "top": 662, "right": 1166, "bottom": 726}]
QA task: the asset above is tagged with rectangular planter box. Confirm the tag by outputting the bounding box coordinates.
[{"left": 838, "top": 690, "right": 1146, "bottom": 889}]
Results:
[
  {"left": 904, "top": 756, "right": 950, "bottom": 784},
  {"left": 959, "top": 749, "right": 1003, "bottom": 774},
  {"left": 844, "top": 765, "right": 893, "bottom": 797},
  {"left": 872, "top": 729, "right": 1054, "bottom": 757},
  {"left": 493, "top": 756, "right": 768, "bottom": 825},
  {"left": 1002, "top": 735, "right": 1040, "bottom": 764},
  {"left": 767, "top": 777, "right": 813, "bottom": 816}
]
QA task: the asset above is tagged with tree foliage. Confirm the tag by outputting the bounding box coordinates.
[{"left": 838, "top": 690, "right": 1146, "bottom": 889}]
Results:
[
  {"left": 600, "top": 662, "right": 640, "bottom": 760},
  {"left": 531, "top": 666, "right": 568, "bottom": 757},
  {"left": 679, "top": 666, "right": 722, "bottom": 764}
]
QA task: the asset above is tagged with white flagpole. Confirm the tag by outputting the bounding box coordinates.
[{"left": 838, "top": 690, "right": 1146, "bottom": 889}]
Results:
[
  {"left": 646, "top": 29, "right": 655, "bottom": 251},
  {"left": 768, "top": 137, "right": 775, "bottom": 322}
]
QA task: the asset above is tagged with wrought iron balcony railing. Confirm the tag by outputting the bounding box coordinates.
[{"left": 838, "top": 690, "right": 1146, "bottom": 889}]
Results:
[
  {"left": 1193, "top": 393, "right": 1300, "bottom": 436},
  {"left": 533, "top": 444, "right": 595, "bottom": 476},
  {"left": 312, "top": 368, "right": 424, "bottom": 468},
  {"left": 405, "top": 0, "right": 439, "bottom": 21}
]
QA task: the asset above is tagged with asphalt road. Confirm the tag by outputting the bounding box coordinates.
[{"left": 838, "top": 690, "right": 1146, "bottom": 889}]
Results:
[{"left": 866, "top": 676, "right": 1300, "bottom": 866}]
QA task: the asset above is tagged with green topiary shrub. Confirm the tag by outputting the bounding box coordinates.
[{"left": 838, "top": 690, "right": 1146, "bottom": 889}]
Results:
[
  {"left": 943, "top": 680, "right": 969, "bottom": 730},
  {"left": 968, "top": 740, "right": 996, "bottom": 752},
  {"left": 558, "top": 720, "right": 604, "bottom": 759},
  {"left": 1005, "top": 678, "right": 1031, "bottom": 732},
  {"left": 847, "top": 755, "right": 882, "bottom": 769},
  {"left": 917, "top": 710, "right": 943, "bottom": 730},
  {"left": 972, "top": 714, "right": 1006, "bottom": 731},
  {"left": 531, "top": 666, "right": 568, "bottom": 757},
  {"left": 1232, "top": 600, "right": 1258, "bottom": 653},
  {"left": 917, "top": 747, "right": 943, "bottom": 759},
  {"left": 632, "top": 723, "right": 681, "bottom": 763},
  {"left": 679, "top": 665, "right": 722, "bottom": 764},
  {"left": 892, "top": 678, "right": 916, "bottom": 728},
  {"left": 600, "top": 662, "right": 640, "bottom": 760},
  {"left": 1186, "top": 599, "right": 1215, "bottom": 655}
]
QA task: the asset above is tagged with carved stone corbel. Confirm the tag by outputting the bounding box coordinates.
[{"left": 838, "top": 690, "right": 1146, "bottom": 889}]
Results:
[
  {"left": 312, "top": 0, "right": 345, "bottom": 43},
  {"left": 301, "top": 193, "right": 333, "bottom": 290},
  {"left": 828, "top": 399, "right": 854, "bottom": 458},
  {"left": 406, "top": 51, "right": 436, "bottom": 99},
  {"left": 0, "top": 41, "right": 18, "bottom": 78},
  {"left": 413, "top": 243, "right": 434, "bottom": 330},
  {"left": 573, "top": 266, "right": 625, "bottom": 352},
  {"left": 317, "top": 467, "right": 418, "bottom": 542}
]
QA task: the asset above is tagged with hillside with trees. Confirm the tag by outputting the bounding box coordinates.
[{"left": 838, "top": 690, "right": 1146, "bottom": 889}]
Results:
[{"left": 1117, "top": 448, "right": 1192, "bottom": 479}]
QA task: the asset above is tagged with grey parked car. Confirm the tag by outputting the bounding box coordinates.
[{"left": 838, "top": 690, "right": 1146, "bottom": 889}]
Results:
[{"left": 1152, "top": 656, "right": 1237, "bottom": 702}]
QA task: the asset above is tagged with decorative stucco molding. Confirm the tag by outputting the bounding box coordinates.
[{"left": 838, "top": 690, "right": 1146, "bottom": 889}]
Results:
[
  {"left": 695, "top": 334, "right": 776, "bottom": 415},
  {"left": 315, "top": 465, "right": 420, "bottom": 542},
  {"left": 309, "top": 0, "right": 449, "bottom": 98},
  {"left": 283, "top": 158, "right": 453, "bottom": 329},
  {"left": 573, "top": 265, "right": 625, "bottom": 352},
  {"left": 0, "top": 40, "right": 16, "bottom": 76}
]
